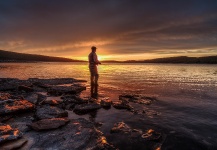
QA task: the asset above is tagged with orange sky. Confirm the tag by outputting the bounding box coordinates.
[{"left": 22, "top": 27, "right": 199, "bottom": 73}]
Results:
[{"left": 0, "top": 1, "right": 217, "bottom": 61}]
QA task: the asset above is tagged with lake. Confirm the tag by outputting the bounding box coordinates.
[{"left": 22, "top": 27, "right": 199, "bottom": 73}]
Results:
[{"left": 1, "top": 62, "right": 217, "bottom": 149}]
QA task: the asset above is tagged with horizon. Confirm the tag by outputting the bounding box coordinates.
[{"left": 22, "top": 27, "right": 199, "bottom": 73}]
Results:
[{"left": 0, "top": 0, "right": 217, "bottom": 61}]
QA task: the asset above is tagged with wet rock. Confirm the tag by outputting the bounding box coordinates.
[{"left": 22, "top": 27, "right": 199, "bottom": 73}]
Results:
[
  {"left": 0, "top": 93, "right": 11, "bottom": 101},
  {"left": 18, "top": 85, "right": 34, "bottom": 93},
  {"left": 42, "top": 99, "right": 62, "bottom": 105},
  {"left": 112, "top": 101, "right": 133, "bottom": 110},
  {"left": 0, "top": 123, "right": 23, "bottom": 144},
  {"left": 28, "top": 78, "right": 82, "bottom": 85},
  {"left": 0, "top": 137, "right": 27, "bottom": 150},
  {"left": 36, "top": 105, "right": 68, "bottom": 120},
  {"left": 48, "top": 85, "right": 86, "bottom": 96},
  {"left": 29, "top": 118, "right": 70, "bottom": 131},
  {"left": 100, "top": 98, "right": 112, "bottom": 109},
  {"left": 25, "top": 93, "right": 38, "bottom": 104},
  {"left": 65, "top": 103, "right": 76, "bottom": 110},
  {"left": 141, "top": 129, "right": 162, "bottom": 142},
  {"left": 0, "top": 99, "right": 35, "bottom": 115},
  {"left": 63, "top": 95, "right": 87, "bottom": 104},
  {"left": 30, "top": 118, "right": 115, "bottom": 149},
  {"left": 37, "top": 94, "right": 47, "bottom": 105},
  {"left": 0, "top": 115, "right": 13, "bottom": 123},
  {"left": 74, "top": 103, "right": 101, "bottom": 114},
  {"left": 119, "top": 94, "right": 156, "bottom": 105},
  {"left": 110, "top": 122, "right": 132, "bottom": 133}
]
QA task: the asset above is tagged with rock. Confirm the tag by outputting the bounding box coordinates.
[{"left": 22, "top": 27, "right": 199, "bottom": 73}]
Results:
[
  {"left": 48, "top": 85, "right": 86, "bottom": 96},
  {"left": 110, "top": 122, "right": 132, "bottom": 133},
  {"left": 112, "top": 101, "right": 133, "bottom": 110},
  {"left": 18, "top": 85, "right": 34, "bottom": 93},
  {"left": 25, "top": 93, "right": 38, "bottom": 104},
  {"left": 0, "top": 137, "right": 27, "bottom": 150},
  {"left": 0, "top": 115, "right": 13, "bottom": 123},
  {"left": 0, "top": 123, "right": 23, "bottom": 144},
  {"left": 29, "top": 118, "right": 70, "bottom": 131},
  {"left": 42, "top": 99, "right": 61, "bottom": 105},
  {"left": 141, "top": 129, "right": 162, "bottom": 142},
  {"left": 30, "top": 118, "right": 115, "bottom": 149},
  {"left": 63, "top": 95, "right": 87, "bottom": 104},
  {"left": 0, "top": 99, "right": 35, "bottom": 115},
  {"left": 119, "top": 94, "right": 156, "bottom": 105},
  {"left": 0, "top": 93, "right": 11, "bottom": 101},
  {"left": 36, "top": 105, "right": 68, "bottom": 120},
  {"left": 73, "top": 103, "right": 101, "bottom": 114},
  {"left": 65, "top": 103, "right": 76, "bottom": 110},
  {"left": 28, "top": 78, "right": 81, "bottom": 85},
  {"left": 100, "top": 98, "right": 112, "bottom": 109}
]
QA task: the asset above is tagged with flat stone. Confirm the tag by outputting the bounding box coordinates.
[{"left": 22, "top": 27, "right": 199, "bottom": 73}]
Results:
[
  {"left": 112, "top": 101, "right": 133, "bottom": 110},
  {"left": 119, "top": 94, "right": 156, "bottom": 105},
  {"left": 141, "top": 129, "right": 162, "bottom": 142},
  {"left": 0, "top": 123, "right": 23, "bottom": 144},
  {"left": 30, "top": 118, "right": 115, "bottom": 149},
  {"left": 29, "top": 118, "right": 70, "bottom": 131},
  {"left": 110, "top": 122, "right": 132, "bottom": 133},
  {"left": 25, "top": 93, "right": 38, "bottom": 104},
  {"left": 48, "top": 85, "right": 86, "bottom": 96},
  {"left": 35, "top": 105, "right": 68, "bottom": 120},
  {"left": 0, "top": 99, "right": 35, "bottom": 115},
  {"left": 100, "top": 98, "right": 112, "bottom": 108},
  {"left": 18, "top": 85, "right": 34, "bottom": 93},
  {"left": 0, "top": 137, "right": 27, "bottom": 150},
  {"left": 63, "top": 95, "right": 87, "bottom": 104},
  {"left": 73, "top": 103, "right": 101, "bottom": 114},
  {"left": 0, "top": 93, "right": 11, "bottom": 101}
]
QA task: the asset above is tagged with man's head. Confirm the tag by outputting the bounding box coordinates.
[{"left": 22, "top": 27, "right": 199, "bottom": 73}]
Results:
[{"left": 91, "top": 46, "right": 97, "bottom": 52}]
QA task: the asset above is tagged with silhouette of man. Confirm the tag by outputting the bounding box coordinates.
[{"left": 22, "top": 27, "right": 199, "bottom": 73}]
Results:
[{"left": 88, "top": 46, "right": 101, "bottom": 97}]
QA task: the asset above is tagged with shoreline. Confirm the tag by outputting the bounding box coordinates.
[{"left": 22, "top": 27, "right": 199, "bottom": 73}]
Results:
[{"left": 0, "top": 77, "right": 214, "bottom": 149}]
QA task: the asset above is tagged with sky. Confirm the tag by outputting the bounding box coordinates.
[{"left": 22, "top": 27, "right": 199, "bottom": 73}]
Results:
[{"left": 0, "top": 0, "right": 217, "bottom": 61}]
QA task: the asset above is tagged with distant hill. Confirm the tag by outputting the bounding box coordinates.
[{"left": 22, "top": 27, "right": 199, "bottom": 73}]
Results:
[
  {"left": 0, "top": 50, "right": 84, "bottom": 62},
  {"left": 120, "top": 56, "right": 217, "bottom": 64}
]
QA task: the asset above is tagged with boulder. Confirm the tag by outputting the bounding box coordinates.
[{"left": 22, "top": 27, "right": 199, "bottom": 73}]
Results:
[
  {"left": 42, "top": 99, "right": 62, "bottom": 105},
  {"left": 30, "top": 118, "right": 115, "bottom": 149},
  {"left": 0, "top": 99, "right": 35, "bottom": 115},
  {"left": 73, "top": 103, "right": 101, "bottom": 114},
  {"left": 35, "top": 105, "right": 68, "bottom": 120},
  {"left": 29, "top": 118, "right": 69, "bottom": 131},
  {"left": 0, "top": 124, "right": 23, "bottom": 144}
]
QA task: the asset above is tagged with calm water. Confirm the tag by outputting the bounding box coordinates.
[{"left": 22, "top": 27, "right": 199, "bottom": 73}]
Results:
[{"left": 1, "top": 62, "right": 217, "bottom": 149}]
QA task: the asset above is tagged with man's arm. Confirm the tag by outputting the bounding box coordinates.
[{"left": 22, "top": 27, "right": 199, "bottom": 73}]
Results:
[{"left": 94, "top": 54, "right": 101, "bottom": 64}]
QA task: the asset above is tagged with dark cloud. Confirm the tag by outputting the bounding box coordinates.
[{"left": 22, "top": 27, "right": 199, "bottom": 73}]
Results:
[{"left": 0, "top": 0, "right": 217, "bottom": 59}]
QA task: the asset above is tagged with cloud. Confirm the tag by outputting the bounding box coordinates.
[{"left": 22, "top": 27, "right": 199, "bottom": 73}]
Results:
[{"left": 0, "top": 0, "right": 217, "bottom": 59}]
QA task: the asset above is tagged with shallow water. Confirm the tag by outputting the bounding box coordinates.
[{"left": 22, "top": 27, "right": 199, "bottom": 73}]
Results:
[{"left": 1, "top": 62, "right": 217, "bottom": 149}]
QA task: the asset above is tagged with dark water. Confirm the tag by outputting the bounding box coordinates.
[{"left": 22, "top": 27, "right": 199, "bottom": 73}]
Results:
[{"left": 1, "top": 62, "right": 217, "bottom": 149}]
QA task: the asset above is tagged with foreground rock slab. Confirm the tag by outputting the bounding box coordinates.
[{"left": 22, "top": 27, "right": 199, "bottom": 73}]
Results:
[
  {"left": 0, "top": 137, "right": 27, "bottom": 150},
  {"left": 0, "top": 99, "right": 35, "bottom": 115},
  {"left": 29, "top": 118, "right": 70, "bottom": 131},
  {"left": 73, "top": 103, "right": 101, "bottom": 114},
  {"left": 30, "top": 118, "right": 115, "bottom": 150},
  {"left": 0, "top": 123, "right": 23, "bottom": 144},
  {"left": 36, "top": 105, "right": 68, "bottom": 120}
]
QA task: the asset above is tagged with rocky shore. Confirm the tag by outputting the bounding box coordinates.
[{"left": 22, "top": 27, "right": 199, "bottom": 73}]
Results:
[{"left": 0, "top": 78, "right": 207, "bottom": 150}]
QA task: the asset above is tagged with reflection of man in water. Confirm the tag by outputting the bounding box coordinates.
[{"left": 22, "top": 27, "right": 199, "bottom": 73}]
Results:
[{"left": 88, "top": 46, "right": 101, "bottom": 97}]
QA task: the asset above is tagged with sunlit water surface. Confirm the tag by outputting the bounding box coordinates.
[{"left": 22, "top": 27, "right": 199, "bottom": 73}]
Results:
[{"left": 1, "top": 62, "right": 217, "bottom": 148}]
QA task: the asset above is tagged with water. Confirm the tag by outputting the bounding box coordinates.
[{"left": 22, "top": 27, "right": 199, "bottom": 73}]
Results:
[{"left": 1, "top": 62, "right": 217, "bottom": 149}]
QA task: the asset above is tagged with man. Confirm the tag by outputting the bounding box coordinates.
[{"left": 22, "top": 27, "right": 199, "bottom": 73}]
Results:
[{"left": 88, "top": 46, "right": 101, "bottom": 95}]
